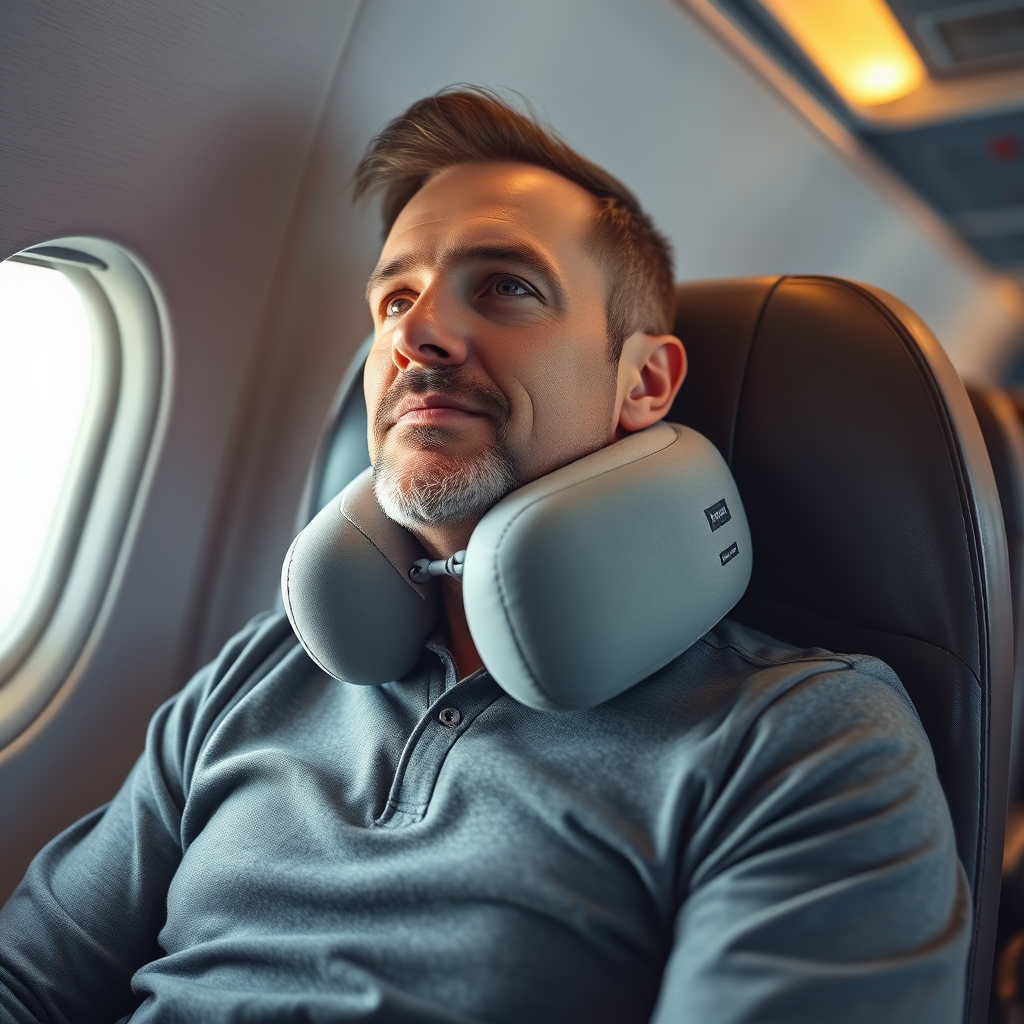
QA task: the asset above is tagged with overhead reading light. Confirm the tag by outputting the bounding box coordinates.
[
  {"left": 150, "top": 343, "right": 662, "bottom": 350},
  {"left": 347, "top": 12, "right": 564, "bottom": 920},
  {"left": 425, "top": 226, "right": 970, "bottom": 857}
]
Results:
[{"left": 759, "top": 0, "right": 927, "bottom": 105}]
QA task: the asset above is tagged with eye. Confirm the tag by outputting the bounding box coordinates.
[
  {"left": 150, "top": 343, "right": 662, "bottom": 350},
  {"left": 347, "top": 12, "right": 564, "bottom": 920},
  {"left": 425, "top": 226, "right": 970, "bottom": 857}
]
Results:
[
  {"left": 385, "top": 295, "right": 413, "bottom": 318},
  {"left": 491, "top": 277, "right": 534, "bottom": 298}
]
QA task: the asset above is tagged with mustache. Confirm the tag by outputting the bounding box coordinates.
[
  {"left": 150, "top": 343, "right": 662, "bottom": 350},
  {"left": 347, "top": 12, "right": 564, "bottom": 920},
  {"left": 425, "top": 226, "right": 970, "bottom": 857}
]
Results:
[{"left": 373, "top": 367, "right": 511, "bottom": 437}]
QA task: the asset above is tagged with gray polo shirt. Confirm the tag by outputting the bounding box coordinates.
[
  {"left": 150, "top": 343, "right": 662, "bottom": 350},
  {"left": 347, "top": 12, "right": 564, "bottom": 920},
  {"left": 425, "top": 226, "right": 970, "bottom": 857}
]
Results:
[{"left": 0, "top": 611, "right": 969, "bottom": 1023}]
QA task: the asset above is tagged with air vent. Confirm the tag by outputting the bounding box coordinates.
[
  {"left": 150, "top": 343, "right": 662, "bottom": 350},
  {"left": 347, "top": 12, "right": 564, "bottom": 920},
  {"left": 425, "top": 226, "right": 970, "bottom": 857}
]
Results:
[{"left": 917, "top": 0, "right": 1024, "bottom": 72}]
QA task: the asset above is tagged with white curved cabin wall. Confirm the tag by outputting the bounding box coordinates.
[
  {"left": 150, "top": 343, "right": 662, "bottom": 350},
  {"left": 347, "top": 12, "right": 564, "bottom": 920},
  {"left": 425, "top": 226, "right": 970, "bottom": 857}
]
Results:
[{"left": 0, "top": 0, "right": 1021, "bottom": 900}]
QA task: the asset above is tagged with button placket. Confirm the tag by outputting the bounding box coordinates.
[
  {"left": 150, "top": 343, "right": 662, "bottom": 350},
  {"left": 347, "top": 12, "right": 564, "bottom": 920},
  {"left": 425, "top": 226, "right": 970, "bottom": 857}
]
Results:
[
  {"left": 375, "top": 673, "right": 504, "bottom": 828},
  {"left": 425, "top": 640, "right": 460, "bottom": 695}
]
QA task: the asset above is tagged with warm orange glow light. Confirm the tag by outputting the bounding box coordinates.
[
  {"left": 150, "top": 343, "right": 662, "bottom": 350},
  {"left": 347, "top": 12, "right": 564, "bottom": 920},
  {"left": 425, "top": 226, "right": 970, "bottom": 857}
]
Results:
[{"left": 760, "top": 0, "right": 927, "bottom": 106}]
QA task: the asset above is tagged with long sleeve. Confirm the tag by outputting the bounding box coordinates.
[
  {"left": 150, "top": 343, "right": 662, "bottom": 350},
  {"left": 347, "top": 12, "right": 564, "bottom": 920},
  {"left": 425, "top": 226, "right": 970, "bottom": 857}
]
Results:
[
  {"left": 650, "top": 661, "right": 972, "bottom": 1024},
  {"left": 0, "top": 613, "right": 288, "bottom": 1024}
]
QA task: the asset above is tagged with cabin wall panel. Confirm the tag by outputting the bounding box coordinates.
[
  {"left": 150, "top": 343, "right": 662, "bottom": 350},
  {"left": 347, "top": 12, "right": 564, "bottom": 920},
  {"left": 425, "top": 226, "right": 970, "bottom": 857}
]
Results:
[{"left": 0, "top": 0, "right": 360, "bottom": 900}]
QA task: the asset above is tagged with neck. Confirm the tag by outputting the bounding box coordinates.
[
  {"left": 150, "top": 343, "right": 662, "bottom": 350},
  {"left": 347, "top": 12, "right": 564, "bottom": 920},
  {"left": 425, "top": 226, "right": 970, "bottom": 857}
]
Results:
[
  {"left": 413, "top": 521, "right": 473, "bottom": 562},
  {"left": 440, "top": 578, "right": 483, "bottom": 679},
  {"left": 413, "top": 521, "right": 482, "bottom": 680}
]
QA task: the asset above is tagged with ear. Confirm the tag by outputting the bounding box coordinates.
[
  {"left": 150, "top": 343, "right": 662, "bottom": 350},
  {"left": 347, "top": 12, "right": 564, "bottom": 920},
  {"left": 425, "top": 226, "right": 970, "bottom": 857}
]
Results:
[{"left": 615, "top": 332, "right": 688, "bottom": 434}]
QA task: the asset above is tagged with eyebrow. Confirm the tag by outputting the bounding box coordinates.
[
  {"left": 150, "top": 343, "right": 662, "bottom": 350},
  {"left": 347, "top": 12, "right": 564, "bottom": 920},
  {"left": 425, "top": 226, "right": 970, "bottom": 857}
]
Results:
[{"left": 365, "top": 241, "right": 567, "bottom": 306}]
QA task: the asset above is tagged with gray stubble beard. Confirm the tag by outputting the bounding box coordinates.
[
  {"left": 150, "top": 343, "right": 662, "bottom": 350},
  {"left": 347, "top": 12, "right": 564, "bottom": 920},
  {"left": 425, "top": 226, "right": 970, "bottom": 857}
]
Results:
[{"left": 372, "top": 427, "right": 520, "bottom": 530}]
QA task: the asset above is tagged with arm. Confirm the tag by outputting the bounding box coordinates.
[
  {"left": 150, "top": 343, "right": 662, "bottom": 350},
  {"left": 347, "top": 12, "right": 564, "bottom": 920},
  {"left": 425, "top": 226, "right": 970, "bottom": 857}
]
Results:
[
  {"left": 0, "top": 612, "right": 287, "bottom": 1024},
  {"left": 651, "top": 662, "right": 971, "bottom": 1024}
]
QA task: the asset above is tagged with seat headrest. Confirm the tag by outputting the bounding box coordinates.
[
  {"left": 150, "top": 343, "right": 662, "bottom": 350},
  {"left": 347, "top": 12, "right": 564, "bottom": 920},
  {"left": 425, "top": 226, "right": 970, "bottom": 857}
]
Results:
[{"left": 282, "top": 422, "right": 751, "bottom": 710}]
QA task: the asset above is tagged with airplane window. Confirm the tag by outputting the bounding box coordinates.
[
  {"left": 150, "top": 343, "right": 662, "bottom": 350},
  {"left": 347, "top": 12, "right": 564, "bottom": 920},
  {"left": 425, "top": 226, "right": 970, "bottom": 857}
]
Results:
[
  {"left": 0, "top": 259, "right": 94, "bottom": 639},
  {"left": 0, "top": 239, "right": 164, "bottom": 749}
]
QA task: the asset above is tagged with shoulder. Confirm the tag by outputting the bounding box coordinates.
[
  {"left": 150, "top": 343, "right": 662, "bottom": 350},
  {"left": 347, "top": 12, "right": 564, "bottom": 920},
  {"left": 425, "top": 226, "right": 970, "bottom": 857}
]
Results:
[
  {"left": 620, "top": 617, "right": 924, "bottom": 745},
  {"left": 147, "top": 610, "right": 307, "bottom": 795},
  {"left": 176, "top": 610, "right": 301, "bottom": 720},
  {"left": 658, "top": 619, "right": 952, "bottom": 868},
  {"left": 673, "top": 616, "right": 925, "bottom": 743},
  {"left": 699, "top": 616, "right": 915, "bottom": 703},
  {"left": 622, "top": 618, "right": 943, "bottom": 828}
]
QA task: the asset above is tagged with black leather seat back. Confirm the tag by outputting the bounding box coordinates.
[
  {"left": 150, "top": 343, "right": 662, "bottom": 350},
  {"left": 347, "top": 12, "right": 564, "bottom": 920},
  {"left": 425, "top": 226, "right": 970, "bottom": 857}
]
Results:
[
  {"left": 297, "top": 337, "right": 371, "bottom": 530},
  {"left": 670, "top": 275, "right": 1013, "bottom": 1024}
]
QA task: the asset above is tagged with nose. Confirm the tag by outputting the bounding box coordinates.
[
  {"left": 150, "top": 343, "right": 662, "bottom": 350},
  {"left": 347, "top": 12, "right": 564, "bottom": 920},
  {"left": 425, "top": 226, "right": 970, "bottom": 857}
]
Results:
[{"left": 391, "top": 287, "right": 469, "bottom": 370}]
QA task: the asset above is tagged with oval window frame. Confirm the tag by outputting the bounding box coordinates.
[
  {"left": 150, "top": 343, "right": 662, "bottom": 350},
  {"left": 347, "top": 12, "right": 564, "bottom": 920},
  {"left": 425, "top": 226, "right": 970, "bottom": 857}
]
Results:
[{"left": 0, "top": 237, "right": 167, "bottom": 749}]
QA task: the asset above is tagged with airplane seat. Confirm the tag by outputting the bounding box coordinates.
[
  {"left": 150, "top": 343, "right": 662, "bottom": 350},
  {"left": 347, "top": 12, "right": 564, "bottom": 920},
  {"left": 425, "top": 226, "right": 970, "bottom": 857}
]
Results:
[
  {"left": 296, "top": 336, "right": 372, "bottom": 529},
  {"left": 296, "top": 275, "right": 1013, "bottom": 1024},
  {"left": 670, "top": 275, "right": 1012, "bottom": 1024}
]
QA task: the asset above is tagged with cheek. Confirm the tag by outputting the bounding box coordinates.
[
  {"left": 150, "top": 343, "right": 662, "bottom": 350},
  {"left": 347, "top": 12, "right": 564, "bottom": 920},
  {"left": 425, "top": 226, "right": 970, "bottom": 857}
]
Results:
[
  {"left": 362, "top": 347, "right": 395, "bottom": 459},
  {"left": 508, "top": 341, "right": 618, "bottom": 475}
]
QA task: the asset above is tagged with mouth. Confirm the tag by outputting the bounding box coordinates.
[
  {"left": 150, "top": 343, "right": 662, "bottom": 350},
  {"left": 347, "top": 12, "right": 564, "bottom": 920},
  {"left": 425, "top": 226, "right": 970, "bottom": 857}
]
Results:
[{"left": 390, "top": 392, "right": 489, "bottom": 429}]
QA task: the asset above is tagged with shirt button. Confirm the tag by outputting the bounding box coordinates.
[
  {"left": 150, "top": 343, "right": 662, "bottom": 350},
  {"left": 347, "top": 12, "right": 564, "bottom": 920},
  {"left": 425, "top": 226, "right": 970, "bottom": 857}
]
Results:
[{"left": 438, "top": 707, "right": 462, "bottom": 728}]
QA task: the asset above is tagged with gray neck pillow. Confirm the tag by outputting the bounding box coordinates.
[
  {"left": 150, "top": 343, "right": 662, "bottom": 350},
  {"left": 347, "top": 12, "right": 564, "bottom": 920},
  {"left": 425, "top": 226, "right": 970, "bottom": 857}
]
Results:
[{"left": 281, "top": 422, "right": 751, "bottom": 711}]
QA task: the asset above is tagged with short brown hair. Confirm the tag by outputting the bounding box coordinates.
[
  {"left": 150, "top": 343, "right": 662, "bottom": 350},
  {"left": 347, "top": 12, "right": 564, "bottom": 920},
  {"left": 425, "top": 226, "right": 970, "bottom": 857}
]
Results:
[{"left": 353, "top": 87, "right": 675, "bottom": 359}]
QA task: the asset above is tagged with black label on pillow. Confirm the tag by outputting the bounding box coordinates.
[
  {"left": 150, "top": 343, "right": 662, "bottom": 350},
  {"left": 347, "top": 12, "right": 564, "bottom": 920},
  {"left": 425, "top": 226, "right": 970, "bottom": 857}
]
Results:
[
  {"left": 704, "top": 499, "right": 731, "bottom": 532},
  {"left": 720, "top": 542, "right": 739, "bottom": 566}
]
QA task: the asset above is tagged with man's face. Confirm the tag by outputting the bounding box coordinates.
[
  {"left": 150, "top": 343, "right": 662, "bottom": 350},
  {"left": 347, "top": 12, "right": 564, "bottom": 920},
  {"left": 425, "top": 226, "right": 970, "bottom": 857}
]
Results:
[{"left": 364, "top": 161, "right": 619, "bottom": 537}]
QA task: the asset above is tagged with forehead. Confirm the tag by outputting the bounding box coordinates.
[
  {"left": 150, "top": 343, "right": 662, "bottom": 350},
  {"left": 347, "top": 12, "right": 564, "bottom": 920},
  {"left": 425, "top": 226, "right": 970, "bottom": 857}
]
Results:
[{"left": 379, "top": 161, "right": 601, "bottom": 268}]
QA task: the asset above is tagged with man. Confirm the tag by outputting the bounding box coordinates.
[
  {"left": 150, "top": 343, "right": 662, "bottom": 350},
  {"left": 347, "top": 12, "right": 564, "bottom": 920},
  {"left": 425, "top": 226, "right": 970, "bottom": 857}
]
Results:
[{"left": 0, "top": 89, "right": 969, "bottom": 1023}]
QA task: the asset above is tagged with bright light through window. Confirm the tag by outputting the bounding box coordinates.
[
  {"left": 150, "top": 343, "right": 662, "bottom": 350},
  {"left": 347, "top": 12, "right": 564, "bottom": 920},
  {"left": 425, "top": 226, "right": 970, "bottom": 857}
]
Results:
[{"left": 0, "top": 260, "right": 93, "bottom": 637}]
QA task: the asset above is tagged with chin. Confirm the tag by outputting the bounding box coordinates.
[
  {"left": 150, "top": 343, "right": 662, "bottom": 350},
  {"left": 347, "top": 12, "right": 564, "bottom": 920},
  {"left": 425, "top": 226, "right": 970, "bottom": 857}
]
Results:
[{"left": 372, "top": 443, "right": 519, "bottom": 529}]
